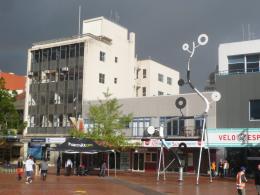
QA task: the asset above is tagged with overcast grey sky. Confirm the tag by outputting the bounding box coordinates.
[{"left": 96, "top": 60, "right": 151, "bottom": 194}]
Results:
[{"left": 1, "top": 0, "right": 260, "bottom": 90}]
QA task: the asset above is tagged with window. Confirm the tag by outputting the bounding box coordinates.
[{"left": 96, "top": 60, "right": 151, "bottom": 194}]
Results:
[
  {"left": 158, "top": 91, "right": 164, "bottom": 96},
  {"left": 166, "top": 118, "right": 185, "bottom": 136},
  {"left": 142, "top": 87, "right": 146, "bottom": 96},
  {"left": 143, "top": 69, "right": 147, "bottom": 78},
  {"left": 167, "top": 77, "right": 172, "bottom": 85},
  {"left": 228, "top": 55, "right": 244, "bottom": 73},
  {"left": 99, "top": 73, "right": 105, "bottom": 84},
  {"left": 114, "top": 78, "right": 117, "bottom": 84},
  {"left": 158, "top": 73, "right": 164, "bottom": 82},
  {"left": 246, "top": 55, "right": 259, "bottom": 72},
  {"left": 115, "top": 57, "right": 118, "bottom": 63},
  {"left": 100, "top": 51, "right": 106, "bottom": 62},
  {"left": 145, "top": 153, "right": 157, "bottom": 162},
  {"left": 249, "top": 100, "right": 260, "bottom": 120},
  {"left": 131, "top": 117, "right": 151, "bottom": 137}
]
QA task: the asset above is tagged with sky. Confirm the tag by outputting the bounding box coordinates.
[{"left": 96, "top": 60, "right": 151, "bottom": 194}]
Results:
[{"left": 1, "top": 0, "right": 260, "bottom": 91}]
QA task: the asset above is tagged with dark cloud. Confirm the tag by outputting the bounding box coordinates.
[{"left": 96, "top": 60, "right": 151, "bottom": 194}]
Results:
[{"left": 1, "top": 0, "right": 260, "bottom": 90}]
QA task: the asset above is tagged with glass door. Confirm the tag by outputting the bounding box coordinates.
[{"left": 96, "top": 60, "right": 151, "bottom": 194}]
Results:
[{"left": 133, "top": 153, "right": 144, "bottom": 171}]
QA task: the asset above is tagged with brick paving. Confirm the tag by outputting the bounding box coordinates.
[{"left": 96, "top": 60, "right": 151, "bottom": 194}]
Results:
[{"left": 0, "top": 170, "right": 257, "bottom": 195}]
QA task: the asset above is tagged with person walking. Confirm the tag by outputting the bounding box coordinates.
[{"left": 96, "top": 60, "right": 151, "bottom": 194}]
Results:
[
  {"left": 24, "top": 156, "right": 35, "bottom": 184},
  {"left": 16, "top": 157, "right": 24, "bottom": 180},
  {"left": 65, "top": 158, "right": 73, "bottom": 176},
  {"left": 255, "top": 164, "right": 260, "bottom": 195},
  {"left": 236, "top": 166, "right": 247, "bottom": 195},
  {"left": 211, "top": 161, "right": 216, "bottom": 177},
  {"left": 56, "top": 156, "right": 61, "bottom": 176},
  {"left": 40, "top": 158, "right": 48, "bottom": 181},
  {"left": 99, "top": 161, "right": 106, "bottom": 177}
]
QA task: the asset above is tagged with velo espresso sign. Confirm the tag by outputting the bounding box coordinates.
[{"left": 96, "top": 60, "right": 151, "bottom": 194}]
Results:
[{"left": 207, "top": 128, "right": 260, "bottom": 147}]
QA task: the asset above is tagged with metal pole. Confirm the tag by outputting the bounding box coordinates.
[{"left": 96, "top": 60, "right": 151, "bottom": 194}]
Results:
[
  {"left": 196, "top": 116, "right": 206, "bottom": 185},
  {"left": 114, "top": 151, "right": 117, "bottom": 177},
  {"left": 206, "top": 126, "right": 212, "bottom": 182},
  {"left": 78, "top": 5, "right": 81, "bottom": 36},
  {"left": 162, "top": 147, "right": 166, "bottom": 180},
  {"left": 108, "top": 152, "right": 110, "bottom": 176},
  {"left": 157, "top": 146, "right": 163, "bottom": 181}
]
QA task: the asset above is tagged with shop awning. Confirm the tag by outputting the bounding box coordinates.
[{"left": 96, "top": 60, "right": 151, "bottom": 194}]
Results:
[{"left": 52, "top": 137, "right": 113, "bottom": 154}]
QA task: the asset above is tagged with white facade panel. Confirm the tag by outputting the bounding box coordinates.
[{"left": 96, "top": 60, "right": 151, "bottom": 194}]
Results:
[{"left": 219, "top": 39, "right": 260, "bottom": 73}]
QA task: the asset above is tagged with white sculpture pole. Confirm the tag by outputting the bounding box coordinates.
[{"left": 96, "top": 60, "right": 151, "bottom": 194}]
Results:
[{"left": 182, "top": 34, "right": 212, "bottom": 185}]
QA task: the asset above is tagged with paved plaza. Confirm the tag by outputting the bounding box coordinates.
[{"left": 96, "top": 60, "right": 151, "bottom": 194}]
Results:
[{"left": 0, "top": 170, "right": 257, "bottom": 195}]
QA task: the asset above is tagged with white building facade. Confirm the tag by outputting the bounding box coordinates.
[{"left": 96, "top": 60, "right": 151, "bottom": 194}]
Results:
[{"left": 136, "top": 59, "right": 179, "bottom": 97}]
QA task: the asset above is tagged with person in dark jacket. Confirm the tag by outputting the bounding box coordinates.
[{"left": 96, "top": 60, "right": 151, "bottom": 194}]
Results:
[
  {"left": 255, "top": 164, "right": 260, "bottom": 195},
  {"left": 56, "top": 156, "right": 61, "bottom": 176}
]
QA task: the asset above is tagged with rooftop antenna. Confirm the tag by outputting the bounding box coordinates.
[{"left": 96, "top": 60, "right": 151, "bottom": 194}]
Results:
[
  {"left": 109, "top": 10, "right": 113, "bottom": 21},
  {"left": 242, "top": 24, "right": 245, "bottom": 41},
  {"left": 115, "top": 11, "right": 120, "bottom": 23},
  {"left": 78, "top": 5, "right": 82, "bottom": 36},
  {"left": 248, "top": 24, "right": 251, "bottom": 40}
]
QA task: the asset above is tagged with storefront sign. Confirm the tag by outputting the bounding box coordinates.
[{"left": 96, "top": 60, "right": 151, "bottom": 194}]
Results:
[
  {"left": 142, "top": 139, "right": 203, "bottom": 148},
  {"left": 31, "top": 138, "right": 46, "bottom": 143},
  {"left": 207, "top": 128, "right": 260, "bottom": 147},
  {"left": 46, "top": 137, "right": 66, "bottom": 144}
]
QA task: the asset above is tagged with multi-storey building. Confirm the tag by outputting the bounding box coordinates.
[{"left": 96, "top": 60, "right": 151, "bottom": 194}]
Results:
[
  {"left": 216, "top": 40, "right": 260, "bottom": 174},
  {"left": 135, "top": 59, "right": 179, "bottom": 97},
  {"left": 23, "top": 17, "right": 180, "bottom": 162}
]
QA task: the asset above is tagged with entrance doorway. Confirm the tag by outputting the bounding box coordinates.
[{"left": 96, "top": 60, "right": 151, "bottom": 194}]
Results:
[{"left": 133, "top": 153, "right": 144, "bottom": 171}]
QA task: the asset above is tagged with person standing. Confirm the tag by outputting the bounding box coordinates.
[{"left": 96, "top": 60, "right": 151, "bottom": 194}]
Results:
[
  {"left": 99, "top": 161, "right": 106, "bottom": 177},
  {"left": 255, "top": 164, "right": 260, "bottom": 195},
  {"left": 40, "top": 158, "right": 48, "bottom": 181},
  {"left": 211, "top": 161, "right": 216, "bottom": 177},
  {"left": 65, "top": 158, "right": 73, "bottom": 176},
  {"left": 218, "top": 159, "right": 224, "bottom": 177},
  {"left": 236, "top": 166, "right": 247, "bottom": 195},
  {"left": 223, "top": 160, "right": 229, "bottom": 177},
  {"left": 16, "top": 157, "right": 24, "bottom": 180},
  {"left": 24, "top": 156, "right": 35, "bottom": 184},
  {"left": 56, "top": 156, "right": 61, "bottom": 176}
]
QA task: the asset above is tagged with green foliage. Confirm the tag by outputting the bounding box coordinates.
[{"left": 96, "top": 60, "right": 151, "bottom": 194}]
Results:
[
  {"left": 0, "top": 77, "right": 25, "bottom": 135},
  {"left": 84, "top": 89, "right": 133, "bottom": 149},
  {"left": 69, "top": 128, "right": 87, "bottom": 139}
]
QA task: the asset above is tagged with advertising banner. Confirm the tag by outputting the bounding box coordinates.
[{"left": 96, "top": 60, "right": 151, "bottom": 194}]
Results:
[
  {"left": 142, "top": 139, "right": 204, "bottom": 148},
  {"left": 207, "top": 128, "right": 260, "bottom": 147}
]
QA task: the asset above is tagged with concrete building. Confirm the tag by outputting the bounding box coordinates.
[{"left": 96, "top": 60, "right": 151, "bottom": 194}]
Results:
[
  {"left": 23, "top": 17, "right": 180, "bottom": 163},
  {"left": 136, "top": 59, "right": 179, "bottom": 97},
  {"left": 216, "top": 40, "right": 260, "bottom": 175}
]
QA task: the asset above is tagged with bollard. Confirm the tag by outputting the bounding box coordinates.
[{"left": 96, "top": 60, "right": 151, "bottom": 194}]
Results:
[{"left": 178, "top": 166, "right": 184, "bottom": 181}]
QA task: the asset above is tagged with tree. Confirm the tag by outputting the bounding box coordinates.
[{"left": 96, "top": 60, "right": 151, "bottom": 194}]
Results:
[
  {"left": 0, "top": 77, "right": 26, "bottom": 135},
  {"left": 70, "top": 90, "right": 132, "bottom": 149}
]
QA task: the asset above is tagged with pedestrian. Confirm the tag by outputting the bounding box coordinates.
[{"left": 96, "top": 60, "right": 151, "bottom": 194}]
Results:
[
  {"left": 40, "top": 158, "right": 48, "bottom": 181},
  {"left": 223, "top": 160, "right": 229, "bottom": 177},
  {"left": 255, "top": 164, "right": 260, "bottom": 195},
  {"left": 24, "top": 156, "right": 35, "bottom": 184},
  {"left": 65, "top": 158, "right": 73, "bottom": 176},
  {"left": 211, "top": 161, "right": 216, "bottom": 177},
  {"left": 236, "top": 166, "right": 247, "bottom": 195},
  {"left": 16, "top": 157, "right": 24, "bottom": 180},
  {"left": 56, "top": 156, "right": 61, "bottom": 176},
  {"left": 218, "top": 159, "right": 224, "bottom": 177},
  {"left": 99, "top": 161, "right": 106, "bottom": 177}
]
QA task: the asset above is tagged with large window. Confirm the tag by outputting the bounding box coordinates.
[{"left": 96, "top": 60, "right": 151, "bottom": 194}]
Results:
[
  {"left": 228, "top": 54, "right": 260, "bottom": 74},
  {"left": 131, "top": 117, "right": 151, "bottom": 137},
  {"left": 228, "top": 55, "right": 244, "bottom": 73},
  {"left": 158, "top": 91, "right": 164, "bottom": 96},
  {"left": 158, "top": 73, "right": 164, "bottom": 82},
  {"left": 249, "top": 100, "right": 260, "bottom": 120}
]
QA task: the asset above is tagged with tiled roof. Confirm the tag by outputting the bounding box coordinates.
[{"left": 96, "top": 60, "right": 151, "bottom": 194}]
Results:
[{"left": 0, "top": 72, "right": 26, "bottom": 90}]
